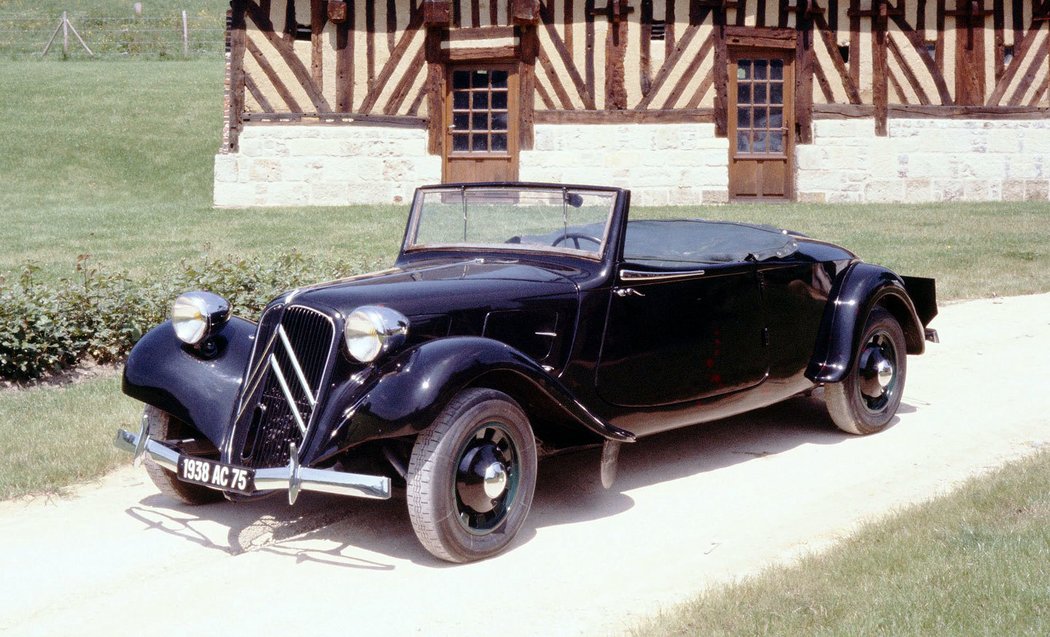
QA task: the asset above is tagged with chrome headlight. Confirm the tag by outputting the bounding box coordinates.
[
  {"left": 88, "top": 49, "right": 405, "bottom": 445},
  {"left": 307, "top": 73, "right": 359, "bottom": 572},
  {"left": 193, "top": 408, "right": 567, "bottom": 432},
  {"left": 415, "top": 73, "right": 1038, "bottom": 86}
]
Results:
[
  {"left": 171, "top": 291, "right": 231, "bottom": 345},
  {"left": 344, "top": 306, "right": 409, "bottom": 363}
]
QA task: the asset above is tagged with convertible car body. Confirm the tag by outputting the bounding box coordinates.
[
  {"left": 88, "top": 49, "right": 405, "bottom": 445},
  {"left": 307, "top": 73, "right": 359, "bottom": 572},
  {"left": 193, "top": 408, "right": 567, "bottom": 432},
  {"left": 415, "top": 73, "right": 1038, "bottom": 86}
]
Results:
[{"left": 116, "top": 183, "right": 937, "bottom": 562}]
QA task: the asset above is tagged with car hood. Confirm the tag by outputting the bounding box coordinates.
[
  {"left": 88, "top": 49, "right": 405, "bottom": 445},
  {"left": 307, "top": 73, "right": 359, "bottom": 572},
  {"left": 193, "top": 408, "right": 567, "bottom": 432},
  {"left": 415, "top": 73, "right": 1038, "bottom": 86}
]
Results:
[{"left": 278, "top": 259, "right": 581, "bottom": 363}]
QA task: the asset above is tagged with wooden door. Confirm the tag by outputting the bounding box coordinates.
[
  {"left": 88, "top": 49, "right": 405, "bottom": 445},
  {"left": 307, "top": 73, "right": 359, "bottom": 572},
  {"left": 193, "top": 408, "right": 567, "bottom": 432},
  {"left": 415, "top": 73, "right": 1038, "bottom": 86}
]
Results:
[
  {"left": 444, "top": 65, "right": 519, "bottom": 183},
  {"left": 728, "top": 51, "right": 795, "bottom": 200}
]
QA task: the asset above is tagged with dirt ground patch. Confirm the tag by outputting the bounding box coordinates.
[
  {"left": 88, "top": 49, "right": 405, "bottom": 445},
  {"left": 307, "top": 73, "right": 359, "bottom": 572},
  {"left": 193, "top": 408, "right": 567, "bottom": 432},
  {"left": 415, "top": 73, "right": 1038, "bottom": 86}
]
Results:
[{"left": 1, "top": 293, "right": 1048, "bottom": 636}]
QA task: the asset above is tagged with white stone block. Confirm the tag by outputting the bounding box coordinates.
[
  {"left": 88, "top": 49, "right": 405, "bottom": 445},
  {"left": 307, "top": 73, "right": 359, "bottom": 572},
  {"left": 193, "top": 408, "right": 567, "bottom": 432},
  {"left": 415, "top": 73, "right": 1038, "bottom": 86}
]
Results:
[
  {"left": 213, "top": 154, "right": 238, "bottom": 183},
  {"left": 213, "top": 181, "right": 254, "bottom": 207}
]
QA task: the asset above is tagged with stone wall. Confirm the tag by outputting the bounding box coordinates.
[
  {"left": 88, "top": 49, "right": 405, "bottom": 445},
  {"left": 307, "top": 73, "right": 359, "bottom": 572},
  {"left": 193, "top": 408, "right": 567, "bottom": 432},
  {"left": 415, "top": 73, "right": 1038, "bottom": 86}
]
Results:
[
  {"left": 796, "top": 119, "right": 1050, "bottom": 204},
  {"left": 520, "top": 123, "right": 730, "bottom": 206},
  {"left": 213, "top": 124, "right": 440, "bottom": 207},
  {"left": 214, "top": 118, "right": 1050, "bottom": 207}
]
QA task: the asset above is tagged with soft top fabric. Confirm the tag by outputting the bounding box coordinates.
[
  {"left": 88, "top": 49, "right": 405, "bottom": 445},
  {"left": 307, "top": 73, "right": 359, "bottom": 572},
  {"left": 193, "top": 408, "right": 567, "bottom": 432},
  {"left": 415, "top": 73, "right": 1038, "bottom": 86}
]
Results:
[{"left": 623, "top": 219, "right": 798, "bottom": 265}]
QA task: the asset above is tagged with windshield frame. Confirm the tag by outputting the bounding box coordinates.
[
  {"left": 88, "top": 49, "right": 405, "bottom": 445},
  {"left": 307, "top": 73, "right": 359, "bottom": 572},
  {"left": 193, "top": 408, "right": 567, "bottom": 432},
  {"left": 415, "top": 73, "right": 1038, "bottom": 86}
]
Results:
[{"left": 401, "top": 183, "right": 626, "bottom": 262}]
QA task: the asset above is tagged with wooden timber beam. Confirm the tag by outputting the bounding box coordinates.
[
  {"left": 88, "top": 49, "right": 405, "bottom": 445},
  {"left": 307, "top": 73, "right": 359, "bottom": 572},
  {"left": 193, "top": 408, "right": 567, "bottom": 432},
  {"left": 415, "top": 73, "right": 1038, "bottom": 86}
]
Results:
[
  {"left": 849, "top": 1, "right": 903, "bottom": 135},
  {"left": 424, "top": 0, "right": 452, "bottom": 26},
  {"left": 512, "top": 0, "right": 541, "bottom": 24}
]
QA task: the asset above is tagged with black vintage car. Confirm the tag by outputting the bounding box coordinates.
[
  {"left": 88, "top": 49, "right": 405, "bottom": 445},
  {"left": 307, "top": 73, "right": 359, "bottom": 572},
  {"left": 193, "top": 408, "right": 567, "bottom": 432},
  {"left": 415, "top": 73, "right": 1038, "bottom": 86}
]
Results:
[{"left": 116, "top": 183, "right": 937, "bottom": 562}]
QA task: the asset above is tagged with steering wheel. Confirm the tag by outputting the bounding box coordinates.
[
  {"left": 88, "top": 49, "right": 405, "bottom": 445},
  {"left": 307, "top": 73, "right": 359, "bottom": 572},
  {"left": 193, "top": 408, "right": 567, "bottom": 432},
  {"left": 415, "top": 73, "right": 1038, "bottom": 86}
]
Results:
[{"left": 551, "top": 232, "right": 602, "bottom": 250}]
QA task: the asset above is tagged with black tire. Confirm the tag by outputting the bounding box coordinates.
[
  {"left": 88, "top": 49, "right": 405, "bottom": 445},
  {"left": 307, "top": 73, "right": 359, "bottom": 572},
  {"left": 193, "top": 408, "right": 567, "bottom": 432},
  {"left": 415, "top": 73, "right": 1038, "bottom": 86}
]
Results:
[
  {"left": 142, "top": 405, "right": 224, "bottom": 505},
  {"left": 826, "top": 307, "right": 907, "bottom": 435},
  {"left": 406, "top": 388, "right": 537, "bottom": 563}
]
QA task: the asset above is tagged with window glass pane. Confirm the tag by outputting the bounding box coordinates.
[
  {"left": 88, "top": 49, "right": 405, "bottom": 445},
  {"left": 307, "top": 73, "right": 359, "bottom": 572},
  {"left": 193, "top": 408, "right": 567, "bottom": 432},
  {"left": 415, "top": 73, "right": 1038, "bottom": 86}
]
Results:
[
  {"left": 769, "top": 132, "right": 784, "bottom": 153},
  {"left": 738, "top": 60, "right": 752, "bottom": 80},
  {"left": 453, "top": 113, "right": 469, "bottom": 130},
  {"left": 472, "top": 134, "right": 488, "bottom": 151},
  {"left": 737, "top": 84, "right": 751, "bottom": 104},
  {"left": 491, "top": 70, "right": 508, "bottom": 88},
  {"left": 491, "top": 112, "right": 508, "bottom": 131},
  {"left": 491, "top": 133, "right": 508, "bottom": 151},
  {"left": 453, "top": 71, "right": 470, "bottom": 89},
  {"left": 452, "top": 134, "right": 469, "bottom": 151},
  {"left": 471, "top": 70, "right": 488, "bottom": 87},
  {"left": 737, "top": 107, "right": 751, "bottom": 128},
  {"left": 492, "top": 92, "right": 508, "bottom": 109},
  {"left": 453, "top": 92, "right": 469, "bottom": 110},
  {"left": 753, "top": 131, "right": 767, "bottom": 153},
  {"left": 754, "top": 60, "right": 768, "bottom": 80},
  {"left": 753, "top": 108, "right": 767, "bottom": 129},
  {"left": 472, "top": 92, "right": 489, "bottom": 109},
  {"left": 769, "top": 107, "right": 783, "bottom": 128},
  {"left": 736, "top": 131, "right": 750, "bottom": 153},
  {"left": 770, "top": 60, "right": 784, "bottom": 80},
  {"left": 754, "top": 83, "right": 767, "bottom": 104},
  {"left": 472, "top": 113, "right": 489, "bottom": 130},
  {"left": 771, "top": 82, "right": 783, "bottom": 105}
]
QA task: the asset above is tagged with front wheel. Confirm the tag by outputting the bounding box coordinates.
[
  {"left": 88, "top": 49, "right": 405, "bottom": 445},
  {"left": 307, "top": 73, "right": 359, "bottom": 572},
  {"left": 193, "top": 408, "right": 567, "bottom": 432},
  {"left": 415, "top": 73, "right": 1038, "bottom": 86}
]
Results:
[
  {"left": 406, "top": 388, "right": 537, "bottom": 563},
  {"left": 825, "top": 307, "right": 907, "bottom": 435},
  {"left": 141, "top": 405, "right": 224, "bottom": 505}
]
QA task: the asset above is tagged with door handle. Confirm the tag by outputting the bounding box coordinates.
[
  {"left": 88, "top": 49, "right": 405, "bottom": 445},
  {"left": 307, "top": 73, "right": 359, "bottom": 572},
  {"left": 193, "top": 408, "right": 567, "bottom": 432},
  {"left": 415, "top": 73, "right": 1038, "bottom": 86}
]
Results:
[{"left": 613, "top": 288, "right": 645, "bottom": 298}]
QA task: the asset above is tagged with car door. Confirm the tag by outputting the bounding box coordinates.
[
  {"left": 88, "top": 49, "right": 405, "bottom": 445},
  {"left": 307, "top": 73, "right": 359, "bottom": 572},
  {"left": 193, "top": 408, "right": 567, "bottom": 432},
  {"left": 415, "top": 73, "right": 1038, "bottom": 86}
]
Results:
[{"left": 596, "top": 264, "right": 768, "bottom": 407}]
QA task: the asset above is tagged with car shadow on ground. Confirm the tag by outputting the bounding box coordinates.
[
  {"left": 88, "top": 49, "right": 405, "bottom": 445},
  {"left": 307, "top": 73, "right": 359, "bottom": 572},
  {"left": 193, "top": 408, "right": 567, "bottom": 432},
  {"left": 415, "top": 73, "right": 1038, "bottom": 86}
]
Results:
[{"left": 122, "top": 394, "right": 915, "bottom": 568}]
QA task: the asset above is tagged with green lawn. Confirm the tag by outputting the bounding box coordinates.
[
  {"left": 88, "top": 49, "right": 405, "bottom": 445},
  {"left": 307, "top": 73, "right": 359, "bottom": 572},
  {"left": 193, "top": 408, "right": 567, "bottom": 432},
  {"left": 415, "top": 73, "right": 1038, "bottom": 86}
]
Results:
[
  {"left": 0, "top": 373, "right": 139, "bottom": 499},
  {"left": 634, "top": 449, "right": 1050, "bottom": 636}
]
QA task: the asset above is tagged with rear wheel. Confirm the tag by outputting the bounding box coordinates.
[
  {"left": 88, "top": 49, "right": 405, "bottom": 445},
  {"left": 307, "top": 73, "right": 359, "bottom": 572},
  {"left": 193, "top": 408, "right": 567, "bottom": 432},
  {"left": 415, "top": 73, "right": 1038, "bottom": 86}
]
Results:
[
  {"left": 406, "top": 388, "right": 537, "bottom": 563},
  {"left": 826, "top": 307, "right": 907, "bottom": 435},
  {"left": 142, "top": 405, "right": 224, "bottom": 505}
]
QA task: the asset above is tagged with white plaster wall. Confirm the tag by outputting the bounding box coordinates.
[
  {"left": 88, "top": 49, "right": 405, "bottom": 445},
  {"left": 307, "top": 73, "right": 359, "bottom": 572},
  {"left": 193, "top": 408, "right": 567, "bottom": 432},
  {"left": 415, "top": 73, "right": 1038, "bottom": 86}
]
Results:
[
  {"left": 214, "top": 124, "right": 440, "bottom": 207},
  {"left": 519, "top": 123, "right": 730, "bottom": 206},
  {"left": 796, "top": 118, "right": 1050, "bottom": 204}
]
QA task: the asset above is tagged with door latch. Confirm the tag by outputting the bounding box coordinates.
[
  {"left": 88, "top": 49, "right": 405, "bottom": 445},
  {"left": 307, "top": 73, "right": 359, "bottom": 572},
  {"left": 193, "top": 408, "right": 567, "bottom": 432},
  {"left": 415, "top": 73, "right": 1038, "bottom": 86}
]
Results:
[{"left": 613, "top": 288, "right": 645, "bottom": 297}]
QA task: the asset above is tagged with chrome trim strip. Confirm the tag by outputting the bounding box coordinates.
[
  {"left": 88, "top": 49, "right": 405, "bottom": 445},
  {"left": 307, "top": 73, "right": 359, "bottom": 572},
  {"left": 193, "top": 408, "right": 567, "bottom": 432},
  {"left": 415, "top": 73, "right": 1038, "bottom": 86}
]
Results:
[
  {"left": 114, "top": 428, "right": 391, "bottom": 501},
  {"left": 268, "top": 355, "right": 308, "bottom": 435},
  {"left": 619, "top": 268, "right": 707, "bottom": 282},
  {"left": 277, "top": 325, "right": 317, "bottom": 407}
]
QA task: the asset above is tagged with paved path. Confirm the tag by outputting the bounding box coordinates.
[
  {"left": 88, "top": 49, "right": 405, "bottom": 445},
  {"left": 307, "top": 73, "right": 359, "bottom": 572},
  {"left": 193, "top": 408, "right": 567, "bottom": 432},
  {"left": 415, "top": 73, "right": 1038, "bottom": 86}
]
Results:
[{"left": 2, "top": 294, "right": 1048, "bottom": 636}]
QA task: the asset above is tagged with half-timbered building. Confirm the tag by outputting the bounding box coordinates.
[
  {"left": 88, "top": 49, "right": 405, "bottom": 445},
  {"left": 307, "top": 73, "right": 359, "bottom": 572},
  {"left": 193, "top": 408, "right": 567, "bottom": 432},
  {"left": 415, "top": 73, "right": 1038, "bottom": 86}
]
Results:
[{"left": 214, "top": 0, "right": 1050, "bottom": 205}]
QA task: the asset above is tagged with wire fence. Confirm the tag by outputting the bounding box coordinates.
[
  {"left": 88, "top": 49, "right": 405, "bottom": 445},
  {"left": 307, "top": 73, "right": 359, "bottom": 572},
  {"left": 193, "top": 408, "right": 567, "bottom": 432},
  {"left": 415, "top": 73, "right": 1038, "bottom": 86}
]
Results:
[{"left": 0, "top": 11, "right": 227, "bottom": 58}]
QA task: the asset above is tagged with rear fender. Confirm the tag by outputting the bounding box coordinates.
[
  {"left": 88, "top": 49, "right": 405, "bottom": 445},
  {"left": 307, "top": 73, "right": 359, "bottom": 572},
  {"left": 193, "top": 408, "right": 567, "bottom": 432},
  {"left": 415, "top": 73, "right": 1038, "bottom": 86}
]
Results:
[
  {"left": 307, "top": 336, "right": 634, "bottom": 464},
  {"left": 122, "top": 318, "right": 256, "bottom": 448},
  {"left": 806, "top": 263, "right": 927, "bottom": 384}
]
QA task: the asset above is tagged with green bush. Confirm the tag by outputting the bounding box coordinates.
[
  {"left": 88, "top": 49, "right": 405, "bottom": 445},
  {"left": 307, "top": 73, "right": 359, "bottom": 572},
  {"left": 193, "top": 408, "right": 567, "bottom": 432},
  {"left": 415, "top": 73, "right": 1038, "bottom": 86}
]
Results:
[{"left": 0, "top": 252, "right": 370, "bottom": 382}]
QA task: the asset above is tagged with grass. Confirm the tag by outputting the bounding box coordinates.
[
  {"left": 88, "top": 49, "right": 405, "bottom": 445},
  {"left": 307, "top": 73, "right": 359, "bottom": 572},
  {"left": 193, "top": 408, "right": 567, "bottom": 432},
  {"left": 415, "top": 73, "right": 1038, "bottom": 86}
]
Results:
[
  {"left": 0, "top": 59, "right": 405, "bottom": 281},
  {"left": 634, "top": 449, "right": 1050, "bottom": 636},
  {"left": 0, "top": 372, "right": 140, "bottom": 500}
]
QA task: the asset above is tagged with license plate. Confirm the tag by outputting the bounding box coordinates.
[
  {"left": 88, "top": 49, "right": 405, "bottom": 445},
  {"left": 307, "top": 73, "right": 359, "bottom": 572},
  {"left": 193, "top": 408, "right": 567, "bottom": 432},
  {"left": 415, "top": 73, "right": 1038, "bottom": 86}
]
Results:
[{"left": 177, "top": 456, "right": 255, "bottom": 494}]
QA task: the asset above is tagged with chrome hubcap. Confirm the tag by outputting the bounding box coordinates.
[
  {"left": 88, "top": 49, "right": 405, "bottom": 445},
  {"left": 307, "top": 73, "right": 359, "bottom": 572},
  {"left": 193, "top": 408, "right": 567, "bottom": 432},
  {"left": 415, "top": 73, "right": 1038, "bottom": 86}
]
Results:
[
  {"left": 858, "top": 332, "right": 897, "bottom": 411},
  {"left": 482, "top": 462, "right": 508, "bottom": 499}
]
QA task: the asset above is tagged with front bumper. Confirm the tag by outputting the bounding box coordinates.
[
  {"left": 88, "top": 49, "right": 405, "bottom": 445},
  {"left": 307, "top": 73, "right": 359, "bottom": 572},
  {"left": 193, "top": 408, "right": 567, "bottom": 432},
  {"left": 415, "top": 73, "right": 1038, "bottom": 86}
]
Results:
[{"left": 114, "top": 424, "right": 391, "bottom": 504}]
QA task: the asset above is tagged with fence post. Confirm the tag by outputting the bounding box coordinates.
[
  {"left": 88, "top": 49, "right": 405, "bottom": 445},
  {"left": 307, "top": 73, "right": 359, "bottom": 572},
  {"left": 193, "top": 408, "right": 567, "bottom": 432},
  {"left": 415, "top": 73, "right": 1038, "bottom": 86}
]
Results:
[
  {"left": 182, "top": 10, "right": 189, "bottom": 56},
  {"left": 62, "top": 11, "right": 69, "bottom": 57}
]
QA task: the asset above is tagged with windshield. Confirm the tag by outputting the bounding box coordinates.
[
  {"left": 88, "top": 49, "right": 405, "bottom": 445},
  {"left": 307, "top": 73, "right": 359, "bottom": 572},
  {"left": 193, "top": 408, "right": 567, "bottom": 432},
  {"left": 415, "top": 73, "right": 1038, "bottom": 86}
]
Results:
[{"left": 406, "top": 186, "right": 618, "bottom": 258}]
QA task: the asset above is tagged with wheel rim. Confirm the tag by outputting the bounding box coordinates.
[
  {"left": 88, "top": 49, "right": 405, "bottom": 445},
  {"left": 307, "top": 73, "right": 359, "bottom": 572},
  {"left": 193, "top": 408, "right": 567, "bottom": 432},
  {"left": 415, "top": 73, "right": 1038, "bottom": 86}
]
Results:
[
  {"left": 857, "top": 330, "right": 898, "bottom": 413},
  {"left": 454, "top": 422, "right": 519, "bottom": 535}
]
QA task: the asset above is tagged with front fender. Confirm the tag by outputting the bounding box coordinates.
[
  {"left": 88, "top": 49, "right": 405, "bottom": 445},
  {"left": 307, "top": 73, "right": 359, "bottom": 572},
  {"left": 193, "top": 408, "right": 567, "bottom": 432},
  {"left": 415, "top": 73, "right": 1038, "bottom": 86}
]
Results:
[
  {"left": 307, "top": 336, "right": 634, "bottom": 464},
  {"left": 122, "top": 318, "right": 256, "bottom": 448},
  {"left": 805, "top": 263, "right": 926, "bottom": 384}
]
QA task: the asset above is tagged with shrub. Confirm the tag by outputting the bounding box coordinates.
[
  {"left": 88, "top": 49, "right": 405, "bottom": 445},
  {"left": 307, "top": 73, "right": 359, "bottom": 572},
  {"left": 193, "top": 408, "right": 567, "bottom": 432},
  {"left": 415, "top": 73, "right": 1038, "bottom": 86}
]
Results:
[{"left": 0, "top": 252, "right": 376, "bottom": 382}]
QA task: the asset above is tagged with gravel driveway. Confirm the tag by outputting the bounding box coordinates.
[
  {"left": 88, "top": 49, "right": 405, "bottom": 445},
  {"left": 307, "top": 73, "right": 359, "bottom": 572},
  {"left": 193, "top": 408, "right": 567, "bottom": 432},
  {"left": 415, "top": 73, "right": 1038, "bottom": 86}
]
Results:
[{"left": 2, "top": 293, "right": 1048, "bottom": 636}]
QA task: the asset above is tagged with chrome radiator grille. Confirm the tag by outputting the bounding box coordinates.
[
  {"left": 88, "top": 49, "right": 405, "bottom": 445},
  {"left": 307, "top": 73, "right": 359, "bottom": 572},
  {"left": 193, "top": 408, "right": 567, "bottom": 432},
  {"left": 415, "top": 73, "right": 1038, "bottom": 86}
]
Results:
[{"left": 235, "top": 305, "right": 335, "bottom": 469}]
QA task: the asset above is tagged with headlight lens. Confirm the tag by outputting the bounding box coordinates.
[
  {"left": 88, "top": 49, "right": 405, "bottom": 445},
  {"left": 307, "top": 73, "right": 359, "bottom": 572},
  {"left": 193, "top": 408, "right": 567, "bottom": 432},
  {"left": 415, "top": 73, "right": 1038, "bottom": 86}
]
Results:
[
  {"left": 171, "top": 291, "right": 231, "bottom": 345},
  {"left": 344, "top": 306, "right": 409, "bottom": 363}
]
